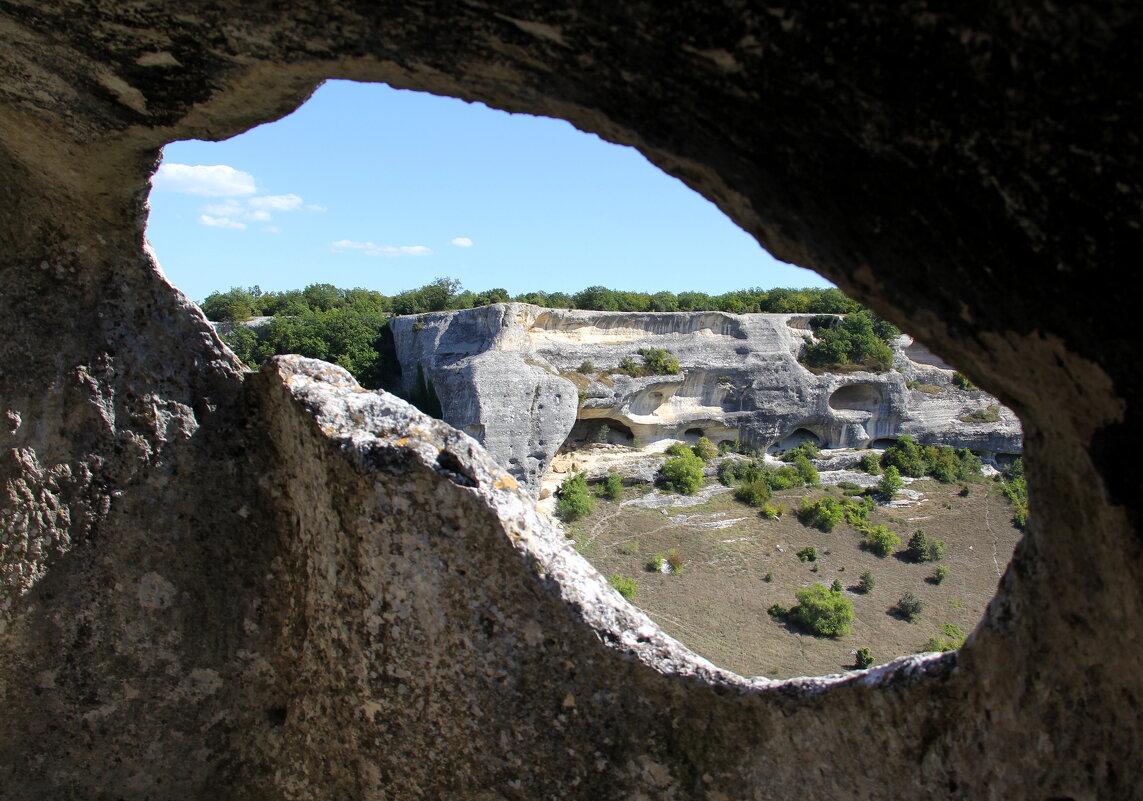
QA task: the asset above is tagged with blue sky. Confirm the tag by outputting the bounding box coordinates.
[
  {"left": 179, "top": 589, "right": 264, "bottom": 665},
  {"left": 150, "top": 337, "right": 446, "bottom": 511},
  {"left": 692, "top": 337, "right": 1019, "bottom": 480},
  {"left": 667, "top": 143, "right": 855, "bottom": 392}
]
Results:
[{"left": 146, "top": 80, "right": 831, "bottom": 303}]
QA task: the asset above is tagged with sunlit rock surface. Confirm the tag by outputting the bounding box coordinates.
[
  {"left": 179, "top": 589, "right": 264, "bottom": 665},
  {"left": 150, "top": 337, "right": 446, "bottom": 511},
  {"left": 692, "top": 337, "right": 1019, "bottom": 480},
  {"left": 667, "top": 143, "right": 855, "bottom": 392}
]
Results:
[{"left": 389, "top": 304, "right": 1022, "bottom": 493}]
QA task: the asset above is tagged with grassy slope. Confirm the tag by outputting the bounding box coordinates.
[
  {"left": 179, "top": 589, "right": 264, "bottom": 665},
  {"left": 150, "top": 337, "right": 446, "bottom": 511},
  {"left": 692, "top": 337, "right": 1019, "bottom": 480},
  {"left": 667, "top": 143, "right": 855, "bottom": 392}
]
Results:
[{"left": 570, "top": 477, "right": 1022, "bottom": 679}]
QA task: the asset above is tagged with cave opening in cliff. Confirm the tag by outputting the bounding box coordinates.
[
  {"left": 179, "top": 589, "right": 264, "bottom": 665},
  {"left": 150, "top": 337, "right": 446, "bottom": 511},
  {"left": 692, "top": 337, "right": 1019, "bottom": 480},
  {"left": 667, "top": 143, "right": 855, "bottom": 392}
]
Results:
[{"left": 144, "top": 79, "right": 1027, "bottom": 682}]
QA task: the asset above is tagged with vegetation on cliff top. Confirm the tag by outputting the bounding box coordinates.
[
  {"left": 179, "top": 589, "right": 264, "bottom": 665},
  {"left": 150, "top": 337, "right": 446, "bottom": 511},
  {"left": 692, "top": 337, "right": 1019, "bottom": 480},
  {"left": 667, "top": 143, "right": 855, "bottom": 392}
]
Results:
[{"left": 204, "top": 279, "right": 891, "bottom": 388}]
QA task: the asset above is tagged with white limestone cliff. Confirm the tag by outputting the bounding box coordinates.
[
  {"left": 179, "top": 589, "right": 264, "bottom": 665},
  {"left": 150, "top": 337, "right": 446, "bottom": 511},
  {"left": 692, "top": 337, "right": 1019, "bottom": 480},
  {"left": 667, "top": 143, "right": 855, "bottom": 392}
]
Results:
[{"left": 388, "top": 304, "right": 1022, "bottom": 494}]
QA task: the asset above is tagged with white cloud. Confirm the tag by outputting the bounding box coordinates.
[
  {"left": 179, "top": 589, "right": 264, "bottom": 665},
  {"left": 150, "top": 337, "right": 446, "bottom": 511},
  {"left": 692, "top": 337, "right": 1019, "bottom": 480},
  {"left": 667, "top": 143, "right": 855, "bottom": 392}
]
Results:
[
  {"left": 199, "top": 214, "right": 246, "bottom": 230},
  {"left": 201, "top": 199, "right": 245, "bottom": 217},
  {"left": 331, "top": 240, "right": 435, "bottom": 257},
  {"left": 249, "top": 209, "right": 273, "bottom": 222},
  {"left": 249, "top": 193, "right": 303, "bottom": 212},
  {"left": 306, "top": 204, "right": 327, "bottom": 213},
  {"left": 262, "top": 225, "right": 281, "bottom": 234},
  {"left": 451, "top": 237, "right": 474, "bottom": 247},
  {"left": 153, "top": 163, "right": 256, "bottom": 196}
]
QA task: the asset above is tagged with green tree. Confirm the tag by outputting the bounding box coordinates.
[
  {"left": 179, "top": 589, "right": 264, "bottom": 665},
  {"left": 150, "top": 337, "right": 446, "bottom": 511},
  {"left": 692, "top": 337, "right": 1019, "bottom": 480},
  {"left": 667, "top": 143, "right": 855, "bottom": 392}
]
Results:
[
  {"left": 854, "top": 647, "right": 874, "bottom": 669},
  {"left": 895, "top": 591, "right": 925, "bottom": 622},
  {"left": 864, "top": 525, "right": 901, "bottom": 557},
  {"left": 877, "top": 465, "right": 904, "bottom": 499},
  {"left": 660, "top": 453, "right": 704, "bottom": 494},
  {"left": 692, "top": 436, "right": 718, "bottom": 461},
  {"left": 789, "top": 583, "right": 855, "bottom": 637},
  {"left": 857, "top": 570, "right": 876, "bottom": 593},
  {"left": 794, "top": 454, "right": 819, "bottom": 485},
  {"left": 201, "top": 286, "right": 261, "bottom": 321},
  {"left": 557, "top": 472, "right": 595, "bottom": 521},
  {"left": 639, "top": 348, "right": 681, "bottom": 375},
  {"left": 880, "top": 436, "right": 927, "bottom": 477},
  {"left": 797, "top": 496, "right": 845, "bottom": 532},
  {"left": 734, "top": 479, "right": 772, "bottom": 507},
  {"left": 860, "top": 451, "right": 882, "bottom": 474},
  {"left": 600, "top": 472, "right": 624, "bottom": 500}
]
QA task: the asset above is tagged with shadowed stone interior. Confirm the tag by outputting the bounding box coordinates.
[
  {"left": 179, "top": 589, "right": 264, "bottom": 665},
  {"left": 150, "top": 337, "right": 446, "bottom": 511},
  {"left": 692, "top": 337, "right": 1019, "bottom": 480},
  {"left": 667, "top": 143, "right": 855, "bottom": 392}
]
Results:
[{"left": 1, "top": 3, "right": 1140, "bottom": 799}]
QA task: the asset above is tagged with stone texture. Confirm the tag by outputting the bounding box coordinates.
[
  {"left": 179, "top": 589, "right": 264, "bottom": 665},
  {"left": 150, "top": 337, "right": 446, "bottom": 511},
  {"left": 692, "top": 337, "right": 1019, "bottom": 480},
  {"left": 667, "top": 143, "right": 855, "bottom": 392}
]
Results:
[
  {"left": 390, "top": 304, "right": 1021, "bottom": 494},
  {"left": 1, "top": 3, "right": 1141, "bottom": 800}
]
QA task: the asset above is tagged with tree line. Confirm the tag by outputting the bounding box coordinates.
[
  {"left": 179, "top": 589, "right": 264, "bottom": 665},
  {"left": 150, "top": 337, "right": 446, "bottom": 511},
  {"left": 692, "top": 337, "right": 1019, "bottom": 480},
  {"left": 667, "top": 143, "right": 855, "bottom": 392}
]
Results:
[
  {"left": 200, "top": 279, "right": 866, "bottom": 323},
  {"left": 203, "top": 279, "right": 894, "bottom": 390}
]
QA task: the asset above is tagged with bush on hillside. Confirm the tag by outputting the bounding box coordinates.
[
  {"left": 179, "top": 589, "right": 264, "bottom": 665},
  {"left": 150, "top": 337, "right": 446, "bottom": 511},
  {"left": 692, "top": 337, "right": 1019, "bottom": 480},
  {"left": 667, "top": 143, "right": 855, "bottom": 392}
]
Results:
[
  {"left": 798, "top": 496, "right": 845, "bottom": 532},
  {"left": 864, "top": 525, "right": 901, "bottom": 557},
  {"left": 692, "top": 436, "right": 719, "bottom": 461},
  {"left": 660, "top": 453, "right": 704, "bottom": 494},
  {"left": 556, "top": 472, "right": 595, "bottom": 522},
  {"left": 789, "top": 583, "right": 855, "bottom": 637},
  {"left": 895, "top": 592, "right": 925, "bottom": 622}
]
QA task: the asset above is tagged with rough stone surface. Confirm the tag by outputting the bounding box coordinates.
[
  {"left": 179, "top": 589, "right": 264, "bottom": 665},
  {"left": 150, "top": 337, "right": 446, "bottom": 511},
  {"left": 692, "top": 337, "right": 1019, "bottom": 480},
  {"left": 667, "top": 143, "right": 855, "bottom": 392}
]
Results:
[
  {"left": 1, "top": 3, "right": 1141, "bottom": 799},
  {"left": 390, "top": 304, "right": 1021, "bottom": 493}
]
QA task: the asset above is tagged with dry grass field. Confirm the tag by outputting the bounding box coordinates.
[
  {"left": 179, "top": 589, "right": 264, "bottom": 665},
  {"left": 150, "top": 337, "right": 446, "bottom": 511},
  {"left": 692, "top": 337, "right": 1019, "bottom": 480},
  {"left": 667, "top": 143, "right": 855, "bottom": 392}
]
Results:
[{"left": 566, "top": 472, "right": 1023, "bottom": 679}]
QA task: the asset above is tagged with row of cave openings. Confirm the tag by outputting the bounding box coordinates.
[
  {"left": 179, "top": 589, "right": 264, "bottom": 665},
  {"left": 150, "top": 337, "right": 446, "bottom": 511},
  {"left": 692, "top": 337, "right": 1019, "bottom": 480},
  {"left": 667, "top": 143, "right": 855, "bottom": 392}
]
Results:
[{"left": 561, "top": 420, "right": 1019, "bottom": 466}]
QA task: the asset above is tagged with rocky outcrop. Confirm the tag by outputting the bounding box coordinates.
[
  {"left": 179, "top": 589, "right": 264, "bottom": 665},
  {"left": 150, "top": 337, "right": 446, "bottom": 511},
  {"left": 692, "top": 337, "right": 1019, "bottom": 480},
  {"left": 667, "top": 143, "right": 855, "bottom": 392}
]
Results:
[
  {"left": 2, "top": 3, "right": 1141, "bottom": 800},
  {"left": 390, "top": 304, "right": 1021, "bottom": 493}
]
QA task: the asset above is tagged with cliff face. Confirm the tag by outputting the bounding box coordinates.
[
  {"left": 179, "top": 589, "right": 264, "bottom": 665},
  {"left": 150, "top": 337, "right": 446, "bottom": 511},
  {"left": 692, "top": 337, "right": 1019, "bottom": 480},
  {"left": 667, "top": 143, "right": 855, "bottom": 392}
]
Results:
[{"left": 389, "top": 304, "right": 1022, "bottom": 493}]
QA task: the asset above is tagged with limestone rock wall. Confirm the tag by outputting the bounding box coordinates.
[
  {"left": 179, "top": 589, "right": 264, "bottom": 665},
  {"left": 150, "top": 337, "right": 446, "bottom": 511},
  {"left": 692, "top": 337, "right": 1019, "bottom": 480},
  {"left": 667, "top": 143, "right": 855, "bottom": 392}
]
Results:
[
  {"left": 389, "top": 304, "right": 1022, "bottom": 493},
  {"left": 1, "top": 2, "right": 1141, "bottom": 800}
]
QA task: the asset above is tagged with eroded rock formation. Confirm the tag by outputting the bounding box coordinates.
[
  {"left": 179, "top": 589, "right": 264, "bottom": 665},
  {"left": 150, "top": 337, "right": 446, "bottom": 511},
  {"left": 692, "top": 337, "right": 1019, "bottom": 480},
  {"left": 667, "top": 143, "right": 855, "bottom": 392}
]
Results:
[
  {"left": 390, "top": 304, "right": 1022, "bottom": 492},
  {"left": 1, "top": 3, "right": 1140, "bottom": 800}
]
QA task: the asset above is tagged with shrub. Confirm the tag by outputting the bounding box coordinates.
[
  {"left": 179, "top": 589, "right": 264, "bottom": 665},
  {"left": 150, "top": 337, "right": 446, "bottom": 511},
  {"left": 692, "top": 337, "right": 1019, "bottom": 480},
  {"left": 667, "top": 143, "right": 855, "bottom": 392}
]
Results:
[
  {"left": 609, "top": 574, "right": 637, "bottom": 600},
  {"left": 660, "top": 453, "right": 705, "bottom": 494},
  {"left": 692, "top": 436, "right": 719, "bottom": 461},
  {"left": 906, "top": 529, "right": 948, "bottom": 562},
  {"left": 779, "top": 440, "right": 821, "bottom": 462},
  {"left": 578, "top": 359, "right": 595, "bottom": 374},
  {"left": 763, "top": 571, "right": 774, "bottom": 582},
  {"left": 600, "top": 472, "right": 624, "bottom": 500},
  {"left": 831, "top": 578, "right": 843, "bottom": 593},
  {"left": 933, "top": 566, "right": 949, "bottom": 584},
  {"left": 854, "top": 647, "right": 874, "bottom": 669},
  {"left": 843, "top": 495, "right": 875, "bottom": 530},
  {"left": 952, "top": 371, "right": 977, "bottom": 390},
  {"left": 895, "top": 591, "right": 925, "bottom": 622},
  {"left": 880, "top": 436, "right": 927, "bottom": 477},
  {"left": 717, "top": 460, "right": 738, "bottom": 486},
  {"left": 798, "top": 496, "right": 845, "bottom": 532},
  {"left": 857, "top": 570, "right": 876, "bottom": 593},
  {"left": 639, "top": 347, "right": 681, "bottom": 375},
  {"left": 556, "top": 472, "right": 595, "bottom": 521},
  {"left": 665, "top": 442, "right": 692, "bottom": 457},
  {"left": 666, "top": 548, "right": 685, "bottom": 574},
  {"left": 796, "top": 546, "right": 818, "bottom": 562},
  {"left": 960, "top": 404, "right": 1000, "bottom": 423},
  {"left": 876, "top": 465, "right": 904, "bottom": 499},
  {"left": 860, "top": 451, "right": 881, "bottom": 474},
  {"left": 799, "top": 309, "right": 899, "bottom": 372},
  {"left": 837, "top": 481, "right": 861, "bottom": 492},
  {"left": 906, "top": 529, "right": 932, "bottom": 562},
  {"left": 735, "top": 479, "right": 772, "bottom": 507},
  {"left": 767, "top": 603, "right": 788, "bottom": 619},
  {"left": 997, "top": 457, "right": 1029, "bottom": 528},
  {"left": 648, "top": 555, "right": 666, "bottom": 572},
  {"left": 865, "top": 525, "right": 901, "bottom": 557},
  {"left": 759, "top": 502, "right": 784, "bottom": 520},
  {"left": 927, "top": 622, "right": 966, "bottom": 652},
  {"left": 789, "top": 583, "right": 855, "bottom": 637},
  {"left": 620, "top": 356, "right": 641, "bottom": 377},
  {"left": 794, "top": 454, "right": 820, "bottom": 485},
  {"left": 765, "top": 465, "right": 804, "bottom": 490}
]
